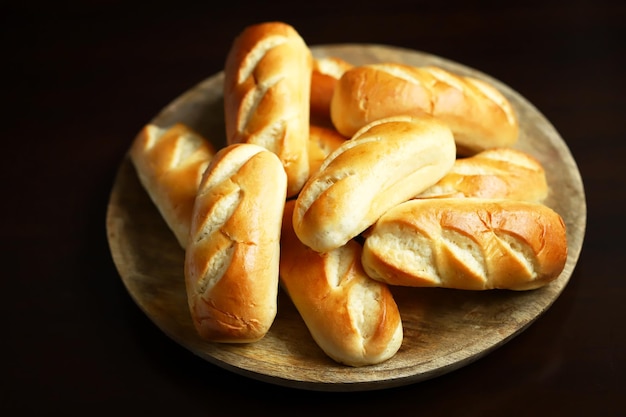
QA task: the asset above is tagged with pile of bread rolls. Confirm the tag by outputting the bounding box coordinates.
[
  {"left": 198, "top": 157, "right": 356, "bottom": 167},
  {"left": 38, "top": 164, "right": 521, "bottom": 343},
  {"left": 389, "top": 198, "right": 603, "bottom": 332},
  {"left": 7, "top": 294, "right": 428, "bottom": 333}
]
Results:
[{"left": 129, "top": 21, "right": 568, "bottom": 367}]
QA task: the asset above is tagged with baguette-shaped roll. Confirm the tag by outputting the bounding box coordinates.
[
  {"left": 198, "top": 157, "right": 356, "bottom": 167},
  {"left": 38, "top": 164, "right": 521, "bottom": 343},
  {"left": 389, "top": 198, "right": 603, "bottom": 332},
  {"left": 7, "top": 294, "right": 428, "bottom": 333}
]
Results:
[
  {"left": 280, "top": 200, "right": 403, "bottom": 367},
  {"left": 224, "top": 21, "right": 313, "bottom": 197},
  {"left": 310, "top": 56, "right": 354, "bottom": 126},
  {"left": 362, "top": 198, "right": 568, "bottom": 291},
  {"left": 417, "top": 148, "right": 548, "bottom": 202},
  {"left": 184, "top": 143, "right": 287, "bottom": 343},
  {"left": 307, "top": 124, "right": 347, "bottom": 175},
  {"left": 129, "top": 123, "right": 216, "bottom": 249},
  {"left": 294, "top": 115, "right": 456, "bottom": 252},
  {"left": 331, "top": 63, "right": 519, "bottom": 155}
]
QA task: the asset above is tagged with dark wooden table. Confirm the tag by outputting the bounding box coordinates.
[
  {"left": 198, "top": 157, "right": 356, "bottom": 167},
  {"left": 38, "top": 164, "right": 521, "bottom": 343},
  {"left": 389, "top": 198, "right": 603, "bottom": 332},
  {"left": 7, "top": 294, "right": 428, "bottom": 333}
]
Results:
[{"left": 4, "top": 1, "right": 625, "bottom": 415}]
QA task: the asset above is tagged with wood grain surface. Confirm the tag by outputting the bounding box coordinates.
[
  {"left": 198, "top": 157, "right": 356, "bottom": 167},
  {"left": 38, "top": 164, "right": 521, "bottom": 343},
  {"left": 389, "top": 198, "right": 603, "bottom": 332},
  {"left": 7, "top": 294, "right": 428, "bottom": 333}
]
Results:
[{"left": 106, "top": 44, "right": 586, "bottom": 391}]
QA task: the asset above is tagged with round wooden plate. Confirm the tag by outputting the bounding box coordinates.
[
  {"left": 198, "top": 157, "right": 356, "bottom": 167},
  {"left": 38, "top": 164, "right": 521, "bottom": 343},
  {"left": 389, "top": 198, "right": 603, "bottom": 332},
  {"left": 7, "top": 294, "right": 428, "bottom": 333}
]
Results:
[{"left": 106, "top": 44, "right": 586, "bottom": 391}]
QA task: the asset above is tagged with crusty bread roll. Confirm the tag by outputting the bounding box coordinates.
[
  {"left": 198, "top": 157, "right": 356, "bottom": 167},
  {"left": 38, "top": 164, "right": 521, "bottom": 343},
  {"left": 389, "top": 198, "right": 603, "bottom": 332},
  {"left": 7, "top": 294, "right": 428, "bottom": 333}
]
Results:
[
  {"left": 184, "top": 143, "right": 287, "bottom": 343},
  {"left": 417, "top": 147, "right": 548, "bottom": 202},
  {"left": 223, "top": 21, "right": 313, "bottom": 197},
  {"left": 310, "top": 56, "right": 354, "bottom": 127},
  {"left": 129, "top": 123, "right": 216, "bottom": 249},
  {"left": 330, "top": 63, "right": 519, "bottom": 155},
  {"left": 280, "top": 200, "right": 403, "bottom": 367},
  {"left": 293, "top": 115, "right": 456, "bottom": 253},
  {"left": 362, "top": 198, "right": 568, "bottom": 291},
  {"left": 307, "top": 124, "right": 347, "bottom": 175}
]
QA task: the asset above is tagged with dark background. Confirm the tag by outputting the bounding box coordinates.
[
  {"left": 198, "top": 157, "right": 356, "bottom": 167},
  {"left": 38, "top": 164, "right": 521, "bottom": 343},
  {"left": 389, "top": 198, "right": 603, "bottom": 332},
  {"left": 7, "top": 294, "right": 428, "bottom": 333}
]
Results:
[{"left": 3, "top": 1, "right": 625, "bottom": 415}]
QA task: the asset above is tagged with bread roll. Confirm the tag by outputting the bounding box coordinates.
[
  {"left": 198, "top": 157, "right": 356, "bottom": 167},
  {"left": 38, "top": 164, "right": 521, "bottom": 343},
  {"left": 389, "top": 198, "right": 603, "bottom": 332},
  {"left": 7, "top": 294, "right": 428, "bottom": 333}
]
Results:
[
  {"left": 417, "top": 147, "right": 548, "bottom": 202},
  {"left": 184, "top": 143, "right": 287, "bottom": 343},
  {"left": 223, "top": 21, "right": 313, "bottom": 197},
  {"left": 307, "top": 124, "right": 347, "bottom": 175},
  {"left": 280, "top": 200, "right": 403, "bottom": 367},
  {"left": 310, "top": 56, "right": 353, "bottom": 126},
  {"left": 293, "top": 115, "right": 456, "bottom": 253},
  {"left": 362, "top": 198, "right": 568, "bottom": 291},
  {"left": 330, "top": 63, "right": 519, "bottom": 155},
  {"left": 129, "top": 123, "right": 216, "bottom": 249}
]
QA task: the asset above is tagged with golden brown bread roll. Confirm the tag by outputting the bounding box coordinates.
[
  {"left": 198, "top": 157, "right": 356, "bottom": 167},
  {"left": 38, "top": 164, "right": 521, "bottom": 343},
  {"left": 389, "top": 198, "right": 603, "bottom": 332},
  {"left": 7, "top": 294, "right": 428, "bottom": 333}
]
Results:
[
  {"left": 223, "top": 21, "right": 313, "bottom": 197},
  {"left": 293, "top": 115, "right": 456, "bottom": 253},
  {"left": 184, "top": 143, "right": 287, "bottom": 343},
  {"left": 330, "top": 63, "right": 519, "bottom": 155},
  {"left": 362, "top": 198, "right": 568, "bottom": 291},
  {"left": 307, "top": 124, "right": 347, "bottom": 175},
  {"left": 417, "top": 147, "right": 548, "bottom": 202},
  {"left": 310, "top": 56, "right": 354, "bottom": 127},
  {"left": 129, "top": 123, "right": 216, "bottom": 249},
  {"left": 280, "top": 200, "right": 403, "bottom": 366}
]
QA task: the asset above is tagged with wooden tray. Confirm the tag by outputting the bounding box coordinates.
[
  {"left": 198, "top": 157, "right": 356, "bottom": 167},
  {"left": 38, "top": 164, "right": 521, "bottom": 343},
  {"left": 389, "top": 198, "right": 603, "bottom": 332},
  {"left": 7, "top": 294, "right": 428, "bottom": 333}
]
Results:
[{"left": 106, "top": 44, "right": 586, "bottom": 391}]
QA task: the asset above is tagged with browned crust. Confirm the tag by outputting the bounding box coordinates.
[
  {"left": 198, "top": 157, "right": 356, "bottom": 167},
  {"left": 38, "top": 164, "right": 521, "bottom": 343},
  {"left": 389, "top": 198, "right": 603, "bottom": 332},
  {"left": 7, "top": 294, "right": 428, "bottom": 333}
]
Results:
[
  {"left": 184, "top": 143, "right": 287, "bottom": 342},
  {"left": 362, "top": 198, "right": 568, "bottom": 290},
  {"left": 280, "top": 201, "right": 403, "bottom": 366},
  {"left": 330, "top": 63, "right": 518, "bottom": 155},
  {"left": 223, "top": 21, "right": 313, "bottom": 197}
]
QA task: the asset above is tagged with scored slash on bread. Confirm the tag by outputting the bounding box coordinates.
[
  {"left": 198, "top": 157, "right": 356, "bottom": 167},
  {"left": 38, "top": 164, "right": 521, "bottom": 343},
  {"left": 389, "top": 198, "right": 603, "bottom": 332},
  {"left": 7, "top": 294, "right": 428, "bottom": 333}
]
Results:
[
  {"left": 417, "top": 147, "right": 549, "bottom": 202},
  {"left": 129, "top": 123, "right": 216, "bottom": 249}
]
